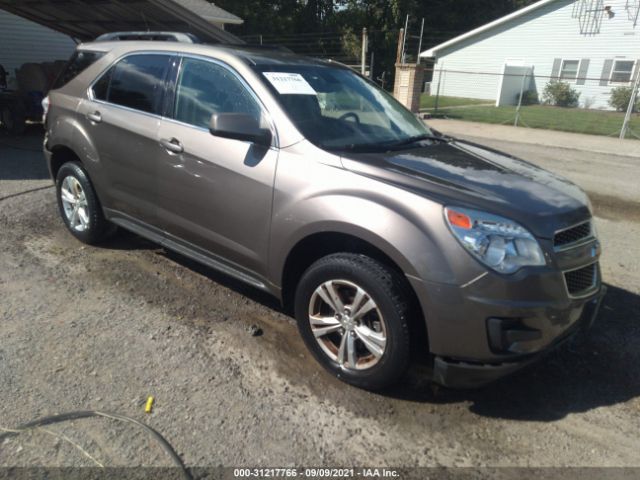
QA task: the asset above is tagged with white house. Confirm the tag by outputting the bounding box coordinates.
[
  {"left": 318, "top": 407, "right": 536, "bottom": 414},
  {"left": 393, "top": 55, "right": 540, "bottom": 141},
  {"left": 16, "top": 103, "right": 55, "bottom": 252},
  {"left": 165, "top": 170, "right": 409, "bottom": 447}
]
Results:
[{"left": 420, "top": 0, "right": 640, "bottom": 110}]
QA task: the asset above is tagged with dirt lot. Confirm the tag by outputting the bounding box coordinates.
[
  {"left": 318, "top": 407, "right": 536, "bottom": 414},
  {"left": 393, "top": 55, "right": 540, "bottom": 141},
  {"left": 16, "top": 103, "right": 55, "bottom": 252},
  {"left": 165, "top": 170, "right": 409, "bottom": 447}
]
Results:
[{"left": 1, "top": 126, "right": 639, "bottom": 472}]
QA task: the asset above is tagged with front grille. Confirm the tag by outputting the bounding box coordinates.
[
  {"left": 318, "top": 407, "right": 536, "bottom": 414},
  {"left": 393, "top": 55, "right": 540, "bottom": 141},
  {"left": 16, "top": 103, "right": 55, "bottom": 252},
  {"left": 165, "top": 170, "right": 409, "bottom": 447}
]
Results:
[
  {"left": 554, "top": 221, "right": 592, "bottom": 248},
  {"left": 564, "top": 263, "right": 597, "bottom": 297}
]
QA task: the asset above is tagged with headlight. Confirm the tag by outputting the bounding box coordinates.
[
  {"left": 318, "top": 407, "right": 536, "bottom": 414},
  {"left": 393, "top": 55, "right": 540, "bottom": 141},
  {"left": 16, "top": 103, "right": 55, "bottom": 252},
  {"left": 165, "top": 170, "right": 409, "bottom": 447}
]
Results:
[{"left": 444, "top": 207, "right": 545, "bottom": 274}]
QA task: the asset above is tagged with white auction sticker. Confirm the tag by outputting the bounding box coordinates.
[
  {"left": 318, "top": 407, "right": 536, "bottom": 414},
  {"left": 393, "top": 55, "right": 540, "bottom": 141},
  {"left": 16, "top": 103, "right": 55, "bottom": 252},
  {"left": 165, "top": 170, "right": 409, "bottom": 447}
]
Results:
[{"left": 263, "top": 72, "right": 317, "bottom": 95}]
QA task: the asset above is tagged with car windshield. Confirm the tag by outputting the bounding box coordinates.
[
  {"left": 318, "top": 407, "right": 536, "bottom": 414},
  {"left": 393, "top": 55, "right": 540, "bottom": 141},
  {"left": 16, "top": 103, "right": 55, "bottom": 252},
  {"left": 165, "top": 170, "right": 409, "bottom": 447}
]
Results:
[{"left": 253, "top": 64, "right": 433, "bottom": 152}]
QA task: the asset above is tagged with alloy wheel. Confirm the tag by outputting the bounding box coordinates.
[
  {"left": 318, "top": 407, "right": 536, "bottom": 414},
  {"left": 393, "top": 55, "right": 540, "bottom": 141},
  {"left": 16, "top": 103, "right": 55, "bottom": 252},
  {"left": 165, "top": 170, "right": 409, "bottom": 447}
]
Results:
[
  {"left": 308, "top": 279, "right": 387, "bottom": 370},
  {"left": 60, "top": 176, "right": 90, "bottom": 232}
]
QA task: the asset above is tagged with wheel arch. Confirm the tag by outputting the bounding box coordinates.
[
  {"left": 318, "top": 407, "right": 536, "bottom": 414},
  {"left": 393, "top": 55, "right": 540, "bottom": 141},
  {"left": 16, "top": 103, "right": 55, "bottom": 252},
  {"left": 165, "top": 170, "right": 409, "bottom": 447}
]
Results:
[
  {"left": 49, "top": 145, "right": 82, "bottom": 180},
  {"left": 279, "top": 230, "right": 428, "bottom": 354}
]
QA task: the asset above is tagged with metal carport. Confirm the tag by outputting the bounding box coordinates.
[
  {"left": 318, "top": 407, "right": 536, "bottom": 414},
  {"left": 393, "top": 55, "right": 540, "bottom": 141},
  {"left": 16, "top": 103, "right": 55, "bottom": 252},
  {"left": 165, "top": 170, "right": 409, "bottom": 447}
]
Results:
[{"left": 0, "top": 0, "right": 242, "bottom": 44}]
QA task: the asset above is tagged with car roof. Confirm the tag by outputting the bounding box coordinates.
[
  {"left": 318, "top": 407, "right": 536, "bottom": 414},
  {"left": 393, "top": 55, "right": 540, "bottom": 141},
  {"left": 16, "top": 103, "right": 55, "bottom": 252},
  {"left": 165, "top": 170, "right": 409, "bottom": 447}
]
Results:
[{"left": 77, "top": 40, "right": 346, "bottom": 69}]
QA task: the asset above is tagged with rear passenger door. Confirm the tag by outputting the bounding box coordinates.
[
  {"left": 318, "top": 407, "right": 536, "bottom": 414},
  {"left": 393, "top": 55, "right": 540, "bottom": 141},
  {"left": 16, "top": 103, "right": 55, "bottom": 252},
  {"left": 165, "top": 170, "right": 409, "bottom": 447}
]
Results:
[
  {"left": 77, "top": 53, "right": 174, "bottom": 227},
  {"left": 156, "top": 56, "right": 278, "bottom": 279}
]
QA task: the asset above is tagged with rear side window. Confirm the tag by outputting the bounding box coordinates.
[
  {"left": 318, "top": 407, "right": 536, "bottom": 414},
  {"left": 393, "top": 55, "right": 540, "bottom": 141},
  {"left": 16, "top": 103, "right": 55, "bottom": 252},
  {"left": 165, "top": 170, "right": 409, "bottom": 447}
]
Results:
[
  {"left": 53, "top": 50, "right": 104, "bottom": 89},
  {"left": 91, "top": 54, "right": 171, "bottom": 115}
]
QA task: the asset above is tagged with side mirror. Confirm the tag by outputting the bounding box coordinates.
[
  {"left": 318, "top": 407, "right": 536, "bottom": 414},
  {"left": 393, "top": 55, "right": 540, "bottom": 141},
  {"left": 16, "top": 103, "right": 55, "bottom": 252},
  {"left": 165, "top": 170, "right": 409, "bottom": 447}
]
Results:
[{"left": 209, "top": 113, "right": 272, "bottom": 147}]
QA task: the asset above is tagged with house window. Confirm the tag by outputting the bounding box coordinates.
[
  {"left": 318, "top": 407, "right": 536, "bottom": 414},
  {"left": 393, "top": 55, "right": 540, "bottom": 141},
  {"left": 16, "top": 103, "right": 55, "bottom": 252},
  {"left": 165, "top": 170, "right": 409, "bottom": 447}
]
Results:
[
  {"left": 610, "top": 60, "right": 635, "bottom": 84},
  {"left": 560, "top": 60, "right": 580, "bottom": 81}
]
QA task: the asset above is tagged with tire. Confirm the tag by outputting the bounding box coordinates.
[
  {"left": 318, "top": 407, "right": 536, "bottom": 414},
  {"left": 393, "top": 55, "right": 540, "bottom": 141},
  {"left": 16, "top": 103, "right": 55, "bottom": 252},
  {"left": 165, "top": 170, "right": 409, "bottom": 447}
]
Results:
[
  {"left": 294, "top": 253, "right": 411, "bottom": 390},
  {"left": 55, "top": 162, "right": 114, "bottom": 245}
]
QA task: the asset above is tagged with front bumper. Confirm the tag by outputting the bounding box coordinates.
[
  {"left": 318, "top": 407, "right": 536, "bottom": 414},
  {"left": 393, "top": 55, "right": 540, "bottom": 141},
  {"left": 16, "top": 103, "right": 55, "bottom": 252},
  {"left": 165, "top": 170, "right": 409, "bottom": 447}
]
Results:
[
  {"left": 407, "top": 261, "right": 606, "bottom": 388},
  {"left": 432, "top": 286, "right": 605, "bottom": 388}
]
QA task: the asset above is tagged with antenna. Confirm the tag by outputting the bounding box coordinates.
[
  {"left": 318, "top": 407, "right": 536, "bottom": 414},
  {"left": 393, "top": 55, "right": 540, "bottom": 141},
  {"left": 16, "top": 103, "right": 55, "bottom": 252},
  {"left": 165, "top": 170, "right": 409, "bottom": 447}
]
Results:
[
  {"left": 626, "top": 0, "right": 640, "bottom": 27},
  {"left": 574, "top": 0, "right": 605, "bottom": 35}
]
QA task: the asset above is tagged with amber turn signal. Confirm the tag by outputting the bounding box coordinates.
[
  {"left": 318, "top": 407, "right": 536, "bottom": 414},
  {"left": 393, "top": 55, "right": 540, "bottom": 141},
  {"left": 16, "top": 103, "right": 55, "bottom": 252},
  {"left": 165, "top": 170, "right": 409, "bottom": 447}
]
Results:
[{"left": 446, "top": 209, "right": 472, "bottom": 229}]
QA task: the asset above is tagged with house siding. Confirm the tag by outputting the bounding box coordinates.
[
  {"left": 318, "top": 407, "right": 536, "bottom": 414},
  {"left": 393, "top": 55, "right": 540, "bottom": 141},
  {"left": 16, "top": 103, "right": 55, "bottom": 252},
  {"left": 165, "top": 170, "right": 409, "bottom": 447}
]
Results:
[
  {"left": 429, "top": 0, "right": 639, "bottom": 110},
  {"left": 0, "top": 9, "right": 75, "bottom": 84}
]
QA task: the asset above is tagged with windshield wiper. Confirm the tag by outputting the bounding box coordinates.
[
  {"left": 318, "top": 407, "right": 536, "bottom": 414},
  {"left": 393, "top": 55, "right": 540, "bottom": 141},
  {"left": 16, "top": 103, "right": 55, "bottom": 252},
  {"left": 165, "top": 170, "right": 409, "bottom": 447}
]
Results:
[
  {"left": 320, "top": 134, "right": 451, "bottom": 154},
  {"left": 384, "top": 134, "right": 450, "bottom": 150}
]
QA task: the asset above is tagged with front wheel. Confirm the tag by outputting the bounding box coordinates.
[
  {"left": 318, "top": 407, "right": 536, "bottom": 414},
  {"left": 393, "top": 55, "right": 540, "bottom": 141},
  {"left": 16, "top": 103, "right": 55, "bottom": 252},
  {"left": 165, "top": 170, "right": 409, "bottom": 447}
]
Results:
[{"left": 294, "top": 253, "right": 411, "bottom": 390}]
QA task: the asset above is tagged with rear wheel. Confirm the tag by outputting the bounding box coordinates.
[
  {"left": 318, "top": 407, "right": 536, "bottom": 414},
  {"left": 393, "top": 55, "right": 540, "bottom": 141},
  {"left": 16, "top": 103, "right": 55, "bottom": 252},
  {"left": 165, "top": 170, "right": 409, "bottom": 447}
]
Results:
[
  {"left": 55, "top": 162, "right": 114, "bottom": 244},
  {"left": 294, "top": 253, "right": 411, "bottom": 390}
]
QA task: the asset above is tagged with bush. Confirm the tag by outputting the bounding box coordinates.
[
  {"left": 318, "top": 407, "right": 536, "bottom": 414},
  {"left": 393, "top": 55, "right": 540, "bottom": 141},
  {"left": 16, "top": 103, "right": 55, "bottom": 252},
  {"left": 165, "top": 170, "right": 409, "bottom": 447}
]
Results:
[
  {"left": 609, "top": 86, "right": 638, "bottom": 112},
  {"left": 517, "top": 90, "right": 539, "bottom": 105},
  {"left": 542, "top": 81, "right": 580, "bottom": 107}
]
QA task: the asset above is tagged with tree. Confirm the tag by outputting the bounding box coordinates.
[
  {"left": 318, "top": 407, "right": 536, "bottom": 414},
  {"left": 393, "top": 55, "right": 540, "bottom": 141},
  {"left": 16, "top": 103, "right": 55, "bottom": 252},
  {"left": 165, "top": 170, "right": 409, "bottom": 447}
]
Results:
[{"left": 211, "top": 0, "right": 540, "bottom": 88}]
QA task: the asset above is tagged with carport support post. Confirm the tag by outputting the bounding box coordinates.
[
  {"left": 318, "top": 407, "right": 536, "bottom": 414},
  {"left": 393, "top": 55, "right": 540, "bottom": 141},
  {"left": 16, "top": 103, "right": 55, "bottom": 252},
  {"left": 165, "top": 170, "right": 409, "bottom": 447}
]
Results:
[{"left": 620, "top": 69, "right": 640, "bottom": 140}]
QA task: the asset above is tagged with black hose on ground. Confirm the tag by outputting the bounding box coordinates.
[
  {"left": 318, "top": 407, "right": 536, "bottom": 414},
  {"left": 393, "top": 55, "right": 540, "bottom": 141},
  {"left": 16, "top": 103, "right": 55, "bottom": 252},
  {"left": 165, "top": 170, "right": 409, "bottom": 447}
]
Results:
[{"left": 0, "top": 410, "right": 192, "bottom": 480}]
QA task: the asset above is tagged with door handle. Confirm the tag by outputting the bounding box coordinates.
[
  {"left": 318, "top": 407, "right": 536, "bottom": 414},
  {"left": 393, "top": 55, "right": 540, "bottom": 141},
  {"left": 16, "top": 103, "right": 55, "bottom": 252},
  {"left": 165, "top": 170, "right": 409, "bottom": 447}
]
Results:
[
  {"left": 160, "top": 138, "right": 184, "bottom": 154},
  {"left": 86, "top": 111, "right": 102, "bottom": 123}
]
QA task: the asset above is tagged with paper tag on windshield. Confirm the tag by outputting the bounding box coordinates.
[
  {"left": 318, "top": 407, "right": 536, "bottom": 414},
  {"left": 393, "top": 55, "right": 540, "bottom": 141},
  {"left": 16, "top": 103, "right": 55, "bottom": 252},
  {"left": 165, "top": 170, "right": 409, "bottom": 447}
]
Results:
[{"left": 263, "top": 72, "right": 316, "bottom": 95}]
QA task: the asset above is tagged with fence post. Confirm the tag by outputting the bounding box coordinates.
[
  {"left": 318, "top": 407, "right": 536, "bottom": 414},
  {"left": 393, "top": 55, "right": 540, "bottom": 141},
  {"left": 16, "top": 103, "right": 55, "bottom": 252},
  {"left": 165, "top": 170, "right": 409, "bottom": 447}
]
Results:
[
  {"left": 434, "top": 64, "right": 443, "bottom": 113},
  {"left": 620, "top": 68, "right": 640, "bottom": 140},
  {"left": 396, "top": 28, "right": 404, "bottom": 65},
  {"left": 514, "top": 69, "right": 529, "bottom": 127},
  {"left": 370, "top": 51, "right": 374, "bottom": 80}
]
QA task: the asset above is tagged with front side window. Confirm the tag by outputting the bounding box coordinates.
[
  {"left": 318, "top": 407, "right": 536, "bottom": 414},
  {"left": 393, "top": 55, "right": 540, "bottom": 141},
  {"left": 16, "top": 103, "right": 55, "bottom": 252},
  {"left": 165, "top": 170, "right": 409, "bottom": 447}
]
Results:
[
  {"left": 560, "top": 60, "right": 580, "bottom": 82},
  {"left": 91, "top": 54, "right": 171, "bottom": 115},
  {"left": 610, "top": 60, "right": 635, "bottom": 84},
  {"left": 173, "top": 57, "right": 261, "bottom": 129},
  {"left": 253, "top": 64, "right": 431, "bottom": 152}
]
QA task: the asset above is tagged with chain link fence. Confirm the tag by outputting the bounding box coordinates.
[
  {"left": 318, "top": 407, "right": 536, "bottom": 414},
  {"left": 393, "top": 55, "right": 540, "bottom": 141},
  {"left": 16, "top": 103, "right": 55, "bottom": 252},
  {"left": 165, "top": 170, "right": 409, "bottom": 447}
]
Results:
[{"left": 422, "top": 67, "right": 640, "bottom": 140}]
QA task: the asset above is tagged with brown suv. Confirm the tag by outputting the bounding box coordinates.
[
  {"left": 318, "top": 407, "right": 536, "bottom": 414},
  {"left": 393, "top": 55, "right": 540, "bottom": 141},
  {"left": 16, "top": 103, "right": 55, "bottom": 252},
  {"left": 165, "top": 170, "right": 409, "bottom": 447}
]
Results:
[{"left": 43, "top": 38, "right": 604, "bottom": 389}]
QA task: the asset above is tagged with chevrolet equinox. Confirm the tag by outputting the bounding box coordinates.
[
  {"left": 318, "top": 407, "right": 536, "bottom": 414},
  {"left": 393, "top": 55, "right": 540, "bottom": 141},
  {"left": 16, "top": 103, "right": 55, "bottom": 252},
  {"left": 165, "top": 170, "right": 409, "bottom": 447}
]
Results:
[{"left": 43, "top": 39, "right": 605, "bottom": 389}]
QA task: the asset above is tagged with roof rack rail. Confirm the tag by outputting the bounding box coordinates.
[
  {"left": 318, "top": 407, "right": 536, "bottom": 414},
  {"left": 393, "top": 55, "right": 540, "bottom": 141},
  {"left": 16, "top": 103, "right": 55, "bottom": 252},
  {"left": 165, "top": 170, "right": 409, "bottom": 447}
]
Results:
[{"left": 95, "top": 31, "right": 200, "bottom": 43}]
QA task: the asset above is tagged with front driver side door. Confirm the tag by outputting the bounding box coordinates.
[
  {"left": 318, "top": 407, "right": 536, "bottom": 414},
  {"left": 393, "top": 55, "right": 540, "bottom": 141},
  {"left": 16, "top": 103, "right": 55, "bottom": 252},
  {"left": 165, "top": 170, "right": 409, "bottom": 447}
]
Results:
[{"left": 156, "top": 56, "right": 278, "bottom": 281}]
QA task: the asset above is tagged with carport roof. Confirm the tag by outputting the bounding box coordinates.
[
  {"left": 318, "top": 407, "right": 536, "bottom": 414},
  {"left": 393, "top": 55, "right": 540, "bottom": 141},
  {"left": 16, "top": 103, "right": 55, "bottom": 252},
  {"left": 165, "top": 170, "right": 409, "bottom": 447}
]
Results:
[{"left": 0, "top": 0, "right": 243, "bottom": 44}]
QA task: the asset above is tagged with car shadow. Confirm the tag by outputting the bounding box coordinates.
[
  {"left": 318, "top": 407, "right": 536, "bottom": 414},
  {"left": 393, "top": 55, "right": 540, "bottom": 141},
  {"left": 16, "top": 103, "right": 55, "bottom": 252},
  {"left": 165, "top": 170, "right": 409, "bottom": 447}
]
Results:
[
  {"left": 130, "top": 233, "right": 640, "bottom": 421},
  {"left": 385, "top": 284, "right": 640, "bottom": 421},
  {"left": 99, "top": 224, "right": 640, "bottom": 421},
  {"left": 160, "top": 247, "right": 283, "bottom": 311}
]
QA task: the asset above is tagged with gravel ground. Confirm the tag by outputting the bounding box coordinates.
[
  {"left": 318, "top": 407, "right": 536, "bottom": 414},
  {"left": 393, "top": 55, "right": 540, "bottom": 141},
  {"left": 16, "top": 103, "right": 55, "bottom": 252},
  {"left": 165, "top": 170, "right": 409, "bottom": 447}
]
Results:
[{"left": 1, "top": 128, "right": 639, "bottom": 471}]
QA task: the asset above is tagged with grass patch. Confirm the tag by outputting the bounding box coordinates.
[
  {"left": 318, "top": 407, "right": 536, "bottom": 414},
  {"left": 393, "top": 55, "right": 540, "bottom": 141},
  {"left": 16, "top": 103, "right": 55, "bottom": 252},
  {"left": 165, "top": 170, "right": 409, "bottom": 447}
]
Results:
[
  {"left": 431, "top": 104, "right": 639, "bottom": 138},
  {"left": 420, "top": 95, "right": 492, "bottom": 109}
]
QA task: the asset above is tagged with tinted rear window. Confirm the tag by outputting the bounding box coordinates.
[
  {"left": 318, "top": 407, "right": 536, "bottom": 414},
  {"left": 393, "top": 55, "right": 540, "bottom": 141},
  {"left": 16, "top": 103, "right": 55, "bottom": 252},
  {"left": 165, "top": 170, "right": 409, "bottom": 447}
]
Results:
[
  {"left": 92, "top": 54, "right": 171, "bottom": 115},
  {"left": 53, "top": 50, "right": 104, "bottom": 89}
]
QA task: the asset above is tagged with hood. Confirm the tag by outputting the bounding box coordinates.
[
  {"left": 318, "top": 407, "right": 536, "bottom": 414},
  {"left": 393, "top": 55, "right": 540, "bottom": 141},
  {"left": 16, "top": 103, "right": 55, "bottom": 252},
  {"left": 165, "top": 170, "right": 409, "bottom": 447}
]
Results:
[{"left": 340, "top": 139, "right": 591, "bottom": 239}]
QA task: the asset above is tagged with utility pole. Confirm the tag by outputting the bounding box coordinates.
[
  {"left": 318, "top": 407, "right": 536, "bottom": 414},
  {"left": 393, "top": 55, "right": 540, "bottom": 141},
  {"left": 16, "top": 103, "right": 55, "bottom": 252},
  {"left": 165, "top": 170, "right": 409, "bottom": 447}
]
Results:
[
  {"left": 620, "top": 68, "right": 640, "bottom": 140},
  {"left": 361, "top": 27, "right": 368, "bottom": 76}
]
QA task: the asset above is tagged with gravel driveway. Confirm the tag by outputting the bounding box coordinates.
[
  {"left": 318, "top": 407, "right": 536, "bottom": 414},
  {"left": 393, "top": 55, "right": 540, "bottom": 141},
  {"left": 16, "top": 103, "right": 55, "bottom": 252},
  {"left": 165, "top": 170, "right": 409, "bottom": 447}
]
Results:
[{"left": 1, "top": 127, "right": 639, "bottom": 472}]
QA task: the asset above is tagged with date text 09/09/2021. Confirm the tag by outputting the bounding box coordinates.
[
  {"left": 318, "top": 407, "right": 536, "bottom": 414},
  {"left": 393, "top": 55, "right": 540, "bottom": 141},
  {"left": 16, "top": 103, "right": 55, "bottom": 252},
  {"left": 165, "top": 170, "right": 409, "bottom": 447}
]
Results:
[{"left": 233, "top": 468, "right": 400, "bottom": 478}]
